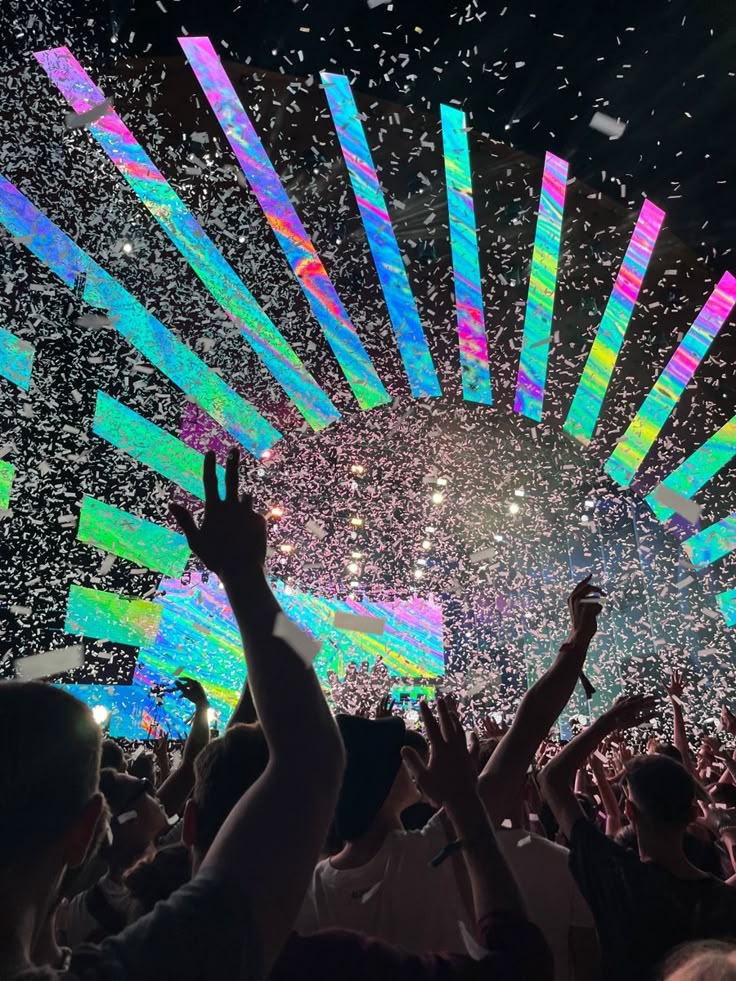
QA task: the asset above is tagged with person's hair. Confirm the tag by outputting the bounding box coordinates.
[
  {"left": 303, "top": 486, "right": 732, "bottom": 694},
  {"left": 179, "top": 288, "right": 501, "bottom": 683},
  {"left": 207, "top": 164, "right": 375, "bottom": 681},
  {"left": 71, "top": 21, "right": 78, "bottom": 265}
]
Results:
[
  {"left": 652, "top": 741, "right": 684, "bottom": 765},
  {"left": 660, "top": 940, "right": 736, "bottom": 979},
  {"left": 616, "top": 824, "right": 723, "bottom": 878},
  {"left": 624, "top": 754, "right": 695, "bottom": 828},
  {"left": 101, "top": 739, "right": 125, "bottom": 772},
  {"left": 124, "top": 843, "right": 191, "bottom": 915},
  {"left": 0, "top": 682, "right": 101, "bottom": 867},
  {"left": 191, "top": 723, "right": 269, "bottom": 854},
  {"left": 128, "top": 753, "right": 155, "bottom": 781}
]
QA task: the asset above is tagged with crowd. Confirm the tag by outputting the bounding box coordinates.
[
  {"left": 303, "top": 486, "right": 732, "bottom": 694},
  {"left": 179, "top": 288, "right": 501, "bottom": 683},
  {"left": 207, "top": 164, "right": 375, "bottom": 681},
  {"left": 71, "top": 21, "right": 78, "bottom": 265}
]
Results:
[{"left": 2, "top": 449, "right": 736, "bottom": 981}]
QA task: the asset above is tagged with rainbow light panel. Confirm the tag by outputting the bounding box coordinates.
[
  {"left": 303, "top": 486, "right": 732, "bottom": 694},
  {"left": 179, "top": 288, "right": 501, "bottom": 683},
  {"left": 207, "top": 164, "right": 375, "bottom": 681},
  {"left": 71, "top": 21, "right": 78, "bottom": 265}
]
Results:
[
  {"left": 0, "top": 176, "right": 280, "bottom": 457},
  {"left": 645, "top": 414, "right": 736, "bottom": 522},
  {"left": 564, "top": 200, "right": 665, "bottom": 445},
  {"left": 37, "top": 46, "right": 338, "bottom": 433},
  {"left": 716, "top": 589, "right": 736, "bottom": 628},
  {"left": 605, "top": 271, "right": 736, "bottom": 487},
  {"left": 514, "top": 151, "right": 569, "bottom": 421},
  {"left": 65, "top": 585, "right": 163, "bottom": 648},
  {"left": 61, "top": 571, "right": 444, "bottom": 737},
  {"left": 321, "top": 72, "right": 441, "bottom": 399},
  {"left": 0, "top": 326, "right": 34, "bottom": 391},
  {"left": 93, "top": 392, "right": 225, "bottom": 501},
  {"left": 78, "top": 496, "right": 190, "bottom": 577},
  {"left": 0, "top": 459, "right": 13, "bottom": 509},
  {"left": 440, "top": 104, "right": 492, "bottom": 405},
  {"left": 179, "top": 37, "right": 389, "bottom": 412},
  {"left": 683, "top": 513, "right": 736, "bottom": 569}
]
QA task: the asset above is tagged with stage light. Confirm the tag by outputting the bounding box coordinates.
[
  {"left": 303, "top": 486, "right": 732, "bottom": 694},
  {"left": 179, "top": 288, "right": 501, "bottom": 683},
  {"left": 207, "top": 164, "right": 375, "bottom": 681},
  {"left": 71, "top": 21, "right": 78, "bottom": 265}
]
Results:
[
  {"left": 431, "top": 491, "right": 444, "bottom": 505},
  {"left": 238, "top": 235, "right": 246, "bottom": 243},
  {"left": 436, "top": 476, "right": 448, "bottom": 487},
  {"left": 351, "top": 550, "right": 363, "bottom": 560},
  {"left": 351, "top": 463, "right": 365, "bottom": 475},
  {"left": 269, "top": 505, "right": 284, "bottom": 519},
  {"left": 493, "top": 533, "right": 504, "bottom": 542},
  {"left": 92, "top": 704, "right": 109, "bottom": 726},
  {"left": 406, "top": 708, "right": 420, "bottom": 726},
  {"left": 261, "top": 448, "right": 273, "bottom": 460},
  {"left": 585, "top": 498, "right": 595, "bottom": 509},
  {"left": 279, "top": 543, "right": 293, "bottom": 554},
  {"left": 347, "top": 561, "right": 359, "bottom": 574},
  {"left": 207, "top": 707, "right": 218, "bottom": 724},
  {"left": 350, "top": 516, "right": 364, "bottom": 527},
  {"left": 122, "top": 241, "right": 133, "bottom": 254},
  {"left": 421, "top": 539, "right": 432, "bottom": 549},
  {"left": 581, "top": 514, "right": 589, "bottom": 524},
  {"left": 514, "top": 488, "right": 525, "bottom": 497},
  {"left": 509, "top": 502, "right": 520, "bottom": 515}
]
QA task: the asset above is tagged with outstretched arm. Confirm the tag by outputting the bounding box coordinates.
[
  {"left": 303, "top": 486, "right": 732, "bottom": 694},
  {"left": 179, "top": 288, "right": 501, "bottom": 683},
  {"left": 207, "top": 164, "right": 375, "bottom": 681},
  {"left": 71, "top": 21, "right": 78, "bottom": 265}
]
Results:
[
  {"left": 665, "top": 670, "right": 696, "bottom": 777},
  {"left": 156, "top": 678, "right": 211, "bottom": 818},
  {"left": 478, "top": 577, "right": 603, "bottom": 825},
  {"left": 539, "top": 695, "right": 657, "bottom": 840},
  {"left": 172, "top": 449, "right": 344, "bottom": 974},
  {"left": 589, "top": 751, "right": 623, "bottom": 837}
]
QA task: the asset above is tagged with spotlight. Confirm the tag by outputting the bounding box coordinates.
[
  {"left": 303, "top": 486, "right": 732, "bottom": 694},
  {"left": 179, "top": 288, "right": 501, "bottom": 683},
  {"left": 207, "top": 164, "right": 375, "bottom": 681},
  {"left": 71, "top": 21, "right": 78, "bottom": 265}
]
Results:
[
  {"left": 585, "top": 498, "right": 595, "bottom": 509},
  {"left": 436, "top": 476, "right": 448, "bottom": 487},
  {"left": 431, "top": 491, "right": 444, "bottom": 505},
  {"left": 421, "top": 539, "right": 432, "bottom": 550},
  {"left": 92, "top": 705, "right": 109, "bottom": 726},
  {"left": 581, "top": 514, "right": 589, "bottom": 524},
  {"left": 207, "top": 707, "right": 218, "bottom": 725},
  {"left": 238, "top": 235, "right": 246, "bottom": 244},
  {"left": 279, "top": 543, "right": 294, "bottom": 554},
  {"left": 509, "top": 502, "right": 520, "bottom": 515},
  {"left": 270, "top": 505, "right": 284, "bottom": 519},
  {"left": 122, "top": 241, "right": 133, "bottom": 254},
  {"left": 414, "top": 567, "right": 425, "bottom": 580},
  {"left": 350, "top": 464, "right": 365, "bottom": 476},
  {"left": 514, "top": 488, "right": 525, "bottom": 497},
  {"left": 347, "top": 561, "right": 359, "bottom": 574},
  {"left": 350, "top": 516, "right": 364, "bottom": 527},
  {"left": 351, "top": 551, "right": 363, "bottom": 560},
  {"left": 261, "top": 449, "right": 273, "bottom": 461}
]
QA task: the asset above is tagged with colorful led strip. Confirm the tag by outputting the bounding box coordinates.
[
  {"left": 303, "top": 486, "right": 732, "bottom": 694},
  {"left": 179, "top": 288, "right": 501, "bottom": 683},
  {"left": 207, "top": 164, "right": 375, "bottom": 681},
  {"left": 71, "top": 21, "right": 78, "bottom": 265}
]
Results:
[
  {"left": 178, "top": 37, "right": 390, "bottom": 412},
  {"left": 36, "top": 46, "right": 338, "bottom": 433},
  {"left": 321, "top": 72, "right": 440, "bottom": 399},
  {"left": 440, "top": 104, "right": 492, "bottom": 404},
  {"left": 514, "top": 151, "right": 569, "bottom": 421},
  {"left": 65, "top": 584, "right": 163, "bottom": 648},
  {"left": 0, "top": 176, "right": 280, "bottom": 457},
  {"left": 716, "top": 589, "right": 736, "bottom": 628},
  {"left": 683, "top": 513, "right": 736, "bottom": 569},
  {"left": 77, "top": 496, "right": 190, "bottom": 577},
  {"left": 605, "top": 271, "right": 736, "bottom": 487},
  {"left": 0, "top": 326, "right": 34, "bottom": 391},
  {"left": 92, "top": 392, "right": 225, "bottom": 500},
  {"left": 645, "top": 414, "right": 736, "bottom": 522},
  {"left": 0, "top": 459, "right": 13, "bottom": 510},
  {"left": 564, "top": 199, "right": 665, "bottom": 445}
]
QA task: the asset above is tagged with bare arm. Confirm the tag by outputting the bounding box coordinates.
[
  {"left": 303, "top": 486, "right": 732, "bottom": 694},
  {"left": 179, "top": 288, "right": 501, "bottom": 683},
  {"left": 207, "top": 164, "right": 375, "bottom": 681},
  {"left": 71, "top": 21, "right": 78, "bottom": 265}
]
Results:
[
  {"left": 172, "top": 449, "right": 344, "bottom": 975},
  {"left": 156, "top": 680, "right": 210, "bottom": 818},
  {"left": 665, "top": 670, "right": 696, "bottom": 777},
  {"left": 227, "top": 678, "right": 258, "bottom": 729},
  {"left": 540, "top": 695, "right": 657, "bottom": 840},
  {"left": 478, "top": 577, "right": 603, "bottom": 825},
  {"left": 589, "top": 752, "right": 623, "bottom": 837}
]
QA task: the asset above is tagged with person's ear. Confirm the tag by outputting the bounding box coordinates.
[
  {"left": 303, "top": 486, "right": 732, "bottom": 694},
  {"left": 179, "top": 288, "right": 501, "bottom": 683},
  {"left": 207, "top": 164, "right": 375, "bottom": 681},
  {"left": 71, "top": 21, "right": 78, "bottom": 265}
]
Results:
[
  {"left": 182, "top": 798, "right": 197, "bottom": 848},
  {"left": 65, "top": 793, "right": 104, "bottom": 868}
]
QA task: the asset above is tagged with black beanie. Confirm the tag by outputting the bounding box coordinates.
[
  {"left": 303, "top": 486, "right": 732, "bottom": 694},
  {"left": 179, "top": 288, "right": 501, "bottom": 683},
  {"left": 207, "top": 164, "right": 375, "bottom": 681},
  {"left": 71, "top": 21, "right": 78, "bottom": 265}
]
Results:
[{"left": 334, "top": 714, "right": 406, "bottom": 842}]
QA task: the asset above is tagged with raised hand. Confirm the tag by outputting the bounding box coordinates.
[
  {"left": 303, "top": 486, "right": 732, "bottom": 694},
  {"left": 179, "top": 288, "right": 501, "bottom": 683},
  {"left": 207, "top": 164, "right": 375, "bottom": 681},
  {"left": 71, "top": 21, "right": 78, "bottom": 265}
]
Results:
[
  {"left": 176, "top": 676, "right": 209, "bottom": 709},
  {"left": 170, "top": 448, "right": 267, "bottom": 580},
  {"left": 665, "top": 669, "right": 686, "bottom": 701},
  {"left": 402, "top": 697, "right": 478, "bottom": 808},
  {"left": 721, "top": 705, "right": 736, "bottom": 736},
  {"left": 567, "top": 574, "right": 605, "bottom": 646},
  {"left": 375, "top": 693, "right": 396, "bottom": 719},
  {"left": 601, "top": 693, "right": 657, "bottom": 732},
  {"left": 479, "top": 715, "right": 507, "bottom": 740}
]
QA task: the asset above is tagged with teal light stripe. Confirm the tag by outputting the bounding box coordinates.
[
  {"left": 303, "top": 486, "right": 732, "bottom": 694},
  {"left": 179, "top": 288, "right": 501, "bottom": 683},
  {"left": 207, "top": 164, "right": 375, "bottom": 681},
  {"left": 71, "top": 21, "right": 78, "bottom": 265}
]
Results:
[
  {"left": 0, "top": 326, "right": 34, "bottom": 391},
  {"left": 65, "top": 584, "right": 163, "bottom": 647},
  {"left": 0, "top": 459, "right": 13, "bottom": 509},
  {"left": 0, "top": 175, "right": 280, "bottom": 457},
  {"left": 78, "top": 496, "right": 190, "bottom": 577},
  {"left": 92, "top": 392, "right": 225, "bottom": 500},
  {"left": 683, "top": 512, "right": 736, "bottom": 570}
]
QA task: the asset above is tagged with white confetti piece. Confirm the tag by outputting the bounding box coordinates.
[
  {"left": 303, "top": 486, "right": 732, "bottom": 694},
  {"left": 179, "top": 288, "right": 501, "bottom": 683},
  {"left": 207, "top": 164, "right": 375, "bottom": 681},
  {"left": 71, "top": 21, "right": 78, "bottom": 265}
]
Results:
[
  {"left": 459, "top": 920, "right": 489, "bottom": 961},
  {"left": 65, "top": 97, "right": 113, "bottom": 130},
  {"left": 589, "top": 112, "right": 627, "bottom": 140},
  {"left": 117, "top": 810, "right": 137, "bottom": 825},
  {"left": 305, "top": 519, "right": 327, "bottom": 540},
  {"left": 360, "top": 880, "right": 383, "bottom": 902},
  {"left": 516, "top": 835, "right": 532, "bottom": 848},
  {"left": 273, "top": 612, "right": 322, "bottom": 665},
  {"left": 650, "top": 484, "right": 702, "bottom": 524},
  {"left": 469, "top": 546, "right": 496, "bottom": 563},
  {"left": 333, "top": 611, "right": 386, "bottom": 636},
  {"left": 13, "top": 644, "right": 83, "bottom": 681}
]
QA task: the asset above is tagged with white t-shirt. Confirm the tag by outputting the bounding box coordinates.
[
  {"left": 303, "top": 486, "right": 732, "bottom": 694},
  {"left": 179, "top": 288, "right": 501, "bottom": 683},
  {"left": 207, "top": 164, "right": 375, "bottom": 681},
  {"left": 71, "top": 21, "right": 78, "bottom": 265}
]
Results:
[
  {"left": 64, "top": 873, "right": 130, "bottom": 947},
  {"left": 297, "top": 817, "right": 594, "bottom": 980},
  {"left": 498, "top": 829, "right": 595, "bottom": 981}
]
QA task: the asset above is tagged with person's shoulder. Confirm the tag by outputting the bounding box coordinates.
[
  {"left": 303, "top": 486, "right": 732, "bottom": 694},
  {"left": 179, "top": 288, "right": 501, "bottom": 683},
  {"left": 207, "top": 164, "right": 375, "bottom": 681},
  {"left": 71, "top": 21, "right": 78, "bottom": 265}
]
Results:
[{"left": 569, "top": 818, "right": 633, "bottom": 864}]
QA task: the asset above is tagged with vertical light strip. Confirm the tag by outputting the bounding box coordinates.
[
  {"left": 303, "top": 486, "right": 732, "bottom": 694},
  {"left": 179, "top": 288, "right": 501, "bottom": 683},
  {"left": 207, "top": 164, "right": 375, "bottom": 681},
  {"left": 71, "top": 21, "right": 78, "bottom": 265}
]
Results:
[
  {"left": 0, "top": 459, "right": 13, "bottom": 509},
  {"left": 683, "top": 513, "right": 736, "bottom": 569},
  {"left": 92, "top": 392, "right": 225, "bottom": 500},
  {"left": 321, "top": 72, "right": 441, "bottom": 399},
  {"left": 0, "top": 326, "right": 35, "bottom": 390},
  {"left": 77, "top": 496, "right": 190, "bottom": 577},
  {"left": 645, "top": 414, "right": 736, "bottom": 522},
  {"left": 716, "top": 589, "right": 736, "bottom": 628},
  {"left": 178, "top": 37, "right": 389, "bottom": 412},
  {"left": 36, "top": 46, "right": 339, "bottom": 432},
  {"left": 564, "top": 200, "right": 665, "bottom": 445},
  {"left": 440, "top": 104, "right": 492, "bottom": 405},
  {"left": 65, "top": 584, "right": 163, "bottom": 647},
  {"left": 605, "top": 271, "right": 736, "bottom": 487},
  {"left": 0, "top": 176, "right": 280, "bottom": 457},
  {"left": 514, "top": 151, "right": 569, "bottom": 421}
]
